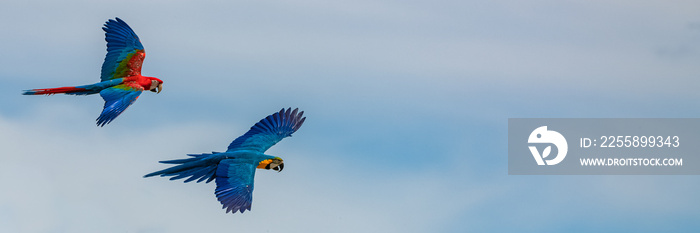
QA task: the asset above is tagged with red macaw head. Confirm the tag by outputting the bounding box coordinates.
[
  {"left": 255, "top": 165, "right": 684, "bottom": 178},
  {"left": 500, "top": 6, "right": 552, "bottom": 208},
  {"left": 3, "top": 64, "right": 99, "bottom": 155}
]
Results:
[{"left": 147, "top": 77, "right": 163, "bottom": 93}]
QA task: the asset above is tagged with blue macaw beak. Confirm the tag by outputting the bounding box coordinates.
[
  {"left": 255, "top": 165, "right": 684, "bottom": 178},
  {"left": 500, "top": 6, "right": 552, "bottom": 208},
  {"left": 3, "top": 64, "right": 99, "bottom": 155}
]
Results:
[
  {"left": 265, "top": 161, "right": 284, "bottom": 172},
  {"left": 273, "top": 163, "right": 284, "bottom": 172}
]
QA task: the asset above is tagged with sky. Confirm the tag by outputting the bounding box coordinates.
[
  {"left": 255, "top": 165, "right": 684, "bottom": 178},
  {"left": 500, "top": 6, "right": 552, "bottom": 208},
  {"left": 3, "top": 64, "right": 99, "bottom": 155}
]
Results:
[{"left": 1, "top": 0, "right": 700, "bottom": 232}]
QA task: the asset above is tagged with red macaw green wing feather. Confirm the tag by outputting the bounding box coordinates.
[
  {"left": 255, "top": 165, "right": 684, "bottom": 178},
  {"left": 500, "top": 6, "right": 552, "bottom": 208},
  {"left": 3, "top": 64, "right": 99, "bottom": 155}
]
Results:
[
  {"left": 100, "top": 18, "right": 145, "bottom": 81},
  {"left": 96, "top": 84, "right": 143, "bottom": 126}
]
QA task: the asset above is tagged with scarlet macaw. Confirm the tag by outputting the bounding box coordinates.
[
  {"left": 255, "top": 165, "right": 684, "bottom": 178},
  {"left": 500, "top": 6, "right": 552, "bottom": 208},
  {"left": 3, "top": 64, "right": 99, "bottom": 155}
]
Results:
[
  {"left": 23, "top": 18, "right": 163, "bottom": 126},
  {"left": 144, "top": 108, "right": 306, "bottom": 214}
]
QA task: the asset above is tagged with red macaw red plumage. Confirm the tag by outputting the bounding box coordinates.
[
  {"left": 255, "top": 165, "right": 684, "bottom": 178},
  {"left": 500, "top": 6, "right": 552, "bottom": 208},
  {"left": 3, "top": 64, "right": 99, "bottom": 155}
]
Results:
[{"left": 23, "top": 18, "right": 163, "bottom": 126}]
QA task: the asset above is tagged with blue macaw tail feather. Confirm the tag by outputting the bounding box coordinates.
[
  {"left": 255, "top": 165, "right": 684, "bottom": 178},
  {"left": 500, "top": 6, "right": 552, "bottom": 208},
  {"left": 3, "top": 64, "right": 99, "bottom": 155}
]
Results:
[
  {"left": 174, "top": 166, "right": 217, "bottom": 183},
  {"left": 158, "top": 152, "right": 221, "bottom": 164},
  {"left": 158, "top": 158, "right": 199, "bottom": 164},
  {"left": 144, "top": 153, "right": 220, "bottom": 183}
]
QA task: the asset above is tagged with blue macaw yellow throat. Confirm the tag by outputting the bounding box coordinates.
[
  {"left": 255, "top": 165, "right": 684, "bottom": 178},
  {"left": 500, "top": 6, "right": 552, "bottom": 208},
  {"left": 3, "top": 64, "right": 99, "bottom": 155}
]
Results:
[{"left": 258, "top": 157, "right": 284, "bottom": 172}]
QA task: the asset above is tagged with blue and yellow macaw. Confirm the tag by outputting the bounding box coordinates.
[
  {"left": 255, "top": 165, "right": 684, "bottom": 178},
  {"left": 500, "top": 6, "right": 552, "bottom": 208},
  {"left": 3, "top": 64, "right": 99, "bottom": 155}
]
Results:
[
  {"left": 23, "top": 18, "right": 163, "bottom": 126},
  {"left": 144, "top": 108, "right": 306, "bottom": 214}
]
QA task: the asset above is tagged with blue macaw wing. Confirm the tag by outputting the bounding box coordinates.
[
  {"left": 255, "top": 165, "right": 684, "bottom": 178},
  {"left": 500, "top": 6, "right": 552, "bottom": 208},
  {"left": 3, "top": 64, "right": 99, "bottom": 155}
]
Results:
[
  {"left": 97, "top": 84, "right": 143, "bottom": 126},
  {"left": 100, "top": 18, "right": 145, "bottom": 81},
  {"left": 226, "top": 108, "right": 306, "bottom": 153},
  {"left": 215, "top": 159, "right": 256, "bottom": 214}
]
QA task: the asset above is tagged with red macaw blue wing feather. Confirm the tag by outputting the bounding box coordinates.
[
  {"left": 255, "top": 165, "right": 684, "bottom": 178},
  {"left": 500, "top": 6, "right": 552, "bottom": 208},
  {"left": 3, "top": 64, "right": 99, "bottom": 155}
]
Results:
[
  {"left": 100, "top": 18, "right": 145, "bottom": 81},
  {"left": 226, "top": 108, "right": 306, "bottom": 153},
  {"left": 215, "top": 159, "right": 256, "bottom": 214},
  {"left": 96, "top": 84, "right": 143, "bottom": 126}
]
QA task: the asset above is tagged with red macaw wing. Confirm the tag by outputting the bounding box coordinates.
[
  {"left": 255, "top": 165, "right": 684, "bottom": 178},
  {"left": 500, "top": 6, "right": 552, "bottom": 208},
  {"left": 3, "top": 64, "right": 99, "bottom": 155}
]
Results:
[
  {"left": 96, "top": 84, "right": 143, "bottom": 126},
  {"left": 100, "top": 18, "right": 145, "bottom": 81}
]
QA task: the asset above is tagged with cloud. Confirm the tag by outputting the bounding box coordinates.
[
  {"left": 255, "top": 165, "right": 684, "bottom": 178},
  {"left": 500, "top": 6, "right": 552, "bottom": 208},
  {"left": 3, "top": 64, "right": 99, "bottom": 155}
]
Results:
[
  {"left": 4, "top": 108, "right": 697, "bottom": 233},
  {"left": 0, "top": 107, "right": 496, "bottom": 232}
]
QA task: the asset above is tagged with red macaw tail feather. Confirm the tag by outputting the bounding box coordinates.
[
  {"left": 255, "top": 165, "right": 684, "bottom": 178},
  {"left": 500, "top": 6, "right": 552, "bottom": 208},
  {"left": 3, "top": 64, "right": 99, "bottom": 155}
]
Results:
[{"left": 22, "top": 86, "right": 90, "bottom": 95}]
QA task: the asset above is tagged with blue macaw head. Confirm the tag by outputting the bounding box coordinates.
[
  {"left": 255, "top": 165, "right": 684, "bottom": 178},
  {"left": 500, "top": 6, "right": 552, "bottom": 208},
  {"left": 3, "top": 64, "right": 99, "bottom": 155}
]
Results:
[{"left": 258, "top": 157, "right": 284, "bottom": 172}]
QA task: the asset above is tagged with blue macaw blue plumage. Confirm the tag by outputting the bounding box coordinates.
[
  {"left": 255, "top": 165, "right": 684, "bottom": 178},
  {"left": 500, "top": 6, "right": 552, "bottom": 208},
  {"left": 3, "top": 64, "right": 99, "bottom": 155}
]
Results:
[{"left": 144, "top": 108, "right": 306, "bottom": 214}]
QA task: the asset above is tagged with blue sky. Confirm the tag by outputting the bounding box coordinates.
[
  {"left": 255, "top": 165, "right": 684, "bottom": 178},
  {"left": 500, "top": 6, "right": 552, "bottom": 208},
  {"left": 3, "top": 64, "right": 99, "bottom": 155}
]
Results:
[{"left": 1, "top": 0, "right": 700, "bottom": 232}]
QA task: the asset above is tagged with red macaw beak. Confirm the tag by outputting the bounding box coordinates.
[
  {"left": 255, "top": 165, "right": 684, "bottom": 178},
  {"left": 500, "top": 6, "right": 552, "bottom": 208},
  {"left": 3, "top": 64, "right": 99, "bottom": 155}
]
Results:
[{"left": 149, "top": 82, "right": 163, "bottom": 93}]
